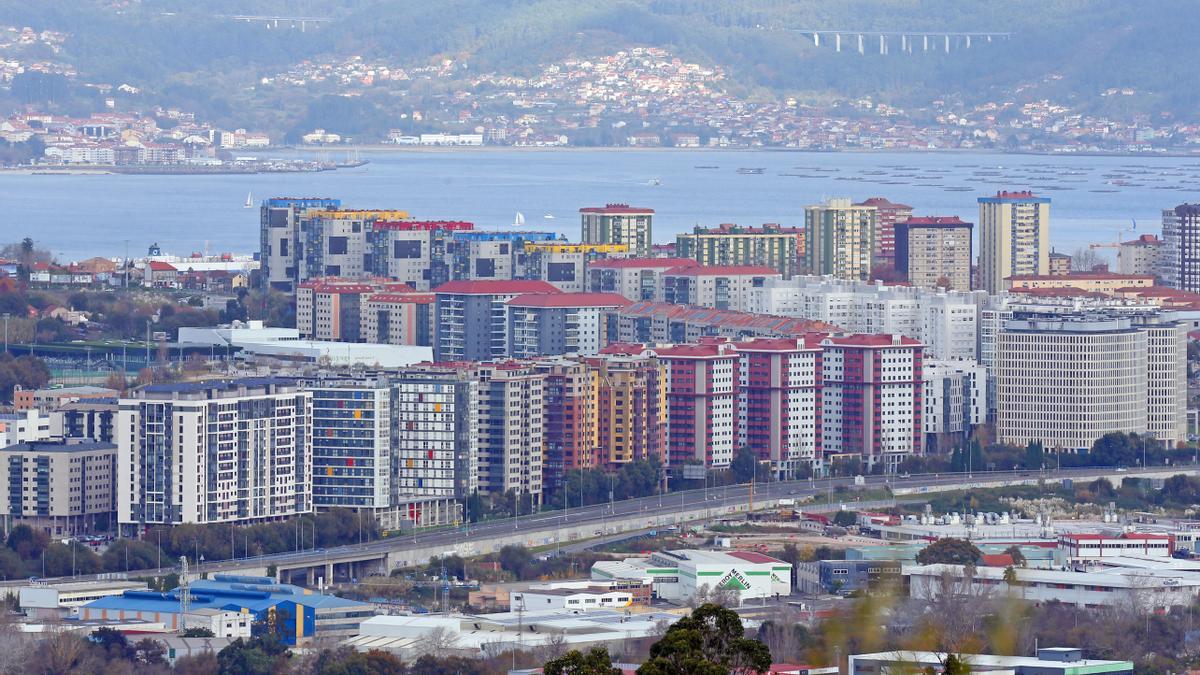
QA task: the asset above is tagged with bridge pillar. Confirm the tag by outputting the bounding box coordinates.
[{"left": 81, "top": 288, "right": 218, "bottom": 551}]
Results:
[
  {"left": 835, "top": 33, "right": 841, "bottom": 52},
  {"left": 813, "top": 32, "right": 820, "bottom": 47},
  {"left": 923, "top": 34, "right": 929, "bottom": 51},
  {"left": 857, "top": 33, "right": 864, "bottom": 54},
  {"left": 944, "top": 34, "right": 950, "bottom": 53},
  {"left": 965, "top": 35, "right": 971, "bottom": 48},
  {"left": 879, "top": 34, "right": 886, "bottom": 55}
]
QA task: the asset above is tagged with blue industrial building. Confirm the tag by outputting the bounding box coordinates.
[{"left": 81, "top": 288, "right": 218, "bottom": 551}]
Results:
[{"left": 78, "top": 575, "right": 373, "bottom": 644}]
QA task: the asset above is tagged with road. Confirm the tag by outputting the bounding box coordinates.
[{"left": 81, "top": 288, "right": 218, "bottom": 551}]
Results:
[{"left": 4, "top": 466, "right": 1179, "bottom": 587}]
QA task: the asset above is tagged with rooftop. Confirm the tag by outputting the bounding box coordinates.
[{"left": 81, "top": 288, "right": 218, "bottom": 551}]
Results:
[
  {"left": 505, "top": 292, "right": 632, "bottom": 308},
  {"left": 433, "top": 280, "right": 563, "bottom": 295},
  {"left": 83, "top": 574, "right": 370, "bottom": 614},
  {"left": 979, "top": 190, "right": 1051, "bottom": 203},
  {"left": 579, "top": 203, "right": 655, "bottom": 214},
  {"left": 664, "top": 264, "right": 781, "bottom": 277},
  {"left": 589, "top": 257, "right": 699, "bottom": 270},
  {"left": 823, "top": 334, "right": 922, "bottom": 347},
  {"left": 0, "top": 440, "right": 116, "bottom": 454},
  {"left": 900, "top": 216, "right": 973, "bottom": 226}
]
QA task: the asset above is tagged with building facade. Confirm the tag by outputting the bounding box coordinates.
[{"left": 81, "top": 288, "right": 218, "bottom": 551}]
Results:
[
  {"left": 259, "top": 197, "right": 342, "bottom": 292},
  {"left": 854, "top": 197, "right": 912, "bottom": 271},
  {"left": 307, "top": 381, "right": 391, "bottom": 513},
  {"left": 1162, "top": 203, "right": 1200, "bottom": 292},
  {"left": 735, "top": 338, "right": 822, "bottom": 478},
  {"left": 587, "top": 258, "right": 699, "bottom": 301},
  {"left": 522, "top": 242, "right": 631, "bottom": 293},
  {"left": 117, "top": 379, "right": 312, "bottom": 529},
  {"left": 433, "top": 280, "right": 562, "bottom": 361},
  {"left": 580, "top": 204, "right": 654, "bottom": 256},
  {"left": 977, "top": 191, "right": 1051, "bottom": 294},
  {"left": 674, "top": 223, "right": 805, "bottom": 278},
  {"left": 894, "top": 216, "right": 973, "bottom": 291},
  {"left": 659, "top": 265, "right": 782, "bottom": 310},
  {"left": 505, "top": 293, "right": 630, "bottom": 358},
  {"left": 804, "top": 198, "right": 877, "bottom": 280},
  {"left": 0, "top": 440, "right": 117, "bottom": 536}
]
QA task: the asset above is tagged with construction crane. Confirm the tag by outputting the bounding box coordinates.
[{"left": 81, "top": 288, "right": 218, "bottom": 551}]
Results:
[{"left": 1089, "top": 220, "right": 1138, "bottom": 251}]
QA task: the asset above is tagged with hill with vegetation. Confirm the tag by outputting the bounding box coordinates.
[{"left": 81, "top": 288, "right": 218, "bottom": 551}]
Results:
[{"left": 1, "top": 0, "right": 1196, "bottom": 134}]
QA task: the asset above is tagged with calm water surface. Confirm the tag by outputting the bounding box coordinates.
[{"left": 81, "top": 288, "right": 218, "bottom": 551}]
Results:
[{"left": 2, "top": 149, "right": 1198, "bottom": 261}]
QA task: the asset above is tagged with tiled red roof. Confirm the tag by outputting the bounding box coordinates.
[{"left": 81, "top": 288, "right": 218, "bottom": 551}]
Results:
[
  {"left": 1009, "top": 286, "right": 1107, "bottom": 298},
  {"left": 147, "top": 261, "right": 177, "bottom": 271},
  {"left": 433, "top": 280, "right": 562, "bottom": 295},
  {"left": 1121, "top": 234, "right": 1161, "bottom": 246},
  {"left": 589, "top": 258, "right": 698, "bottom": 270},
  {"left": 855, "top": 197, "right": 913, "bottom": 210},
  {"left": 980, "top": 553, "right": 1015, "bottom": 567},
  {"left": 1007, "top": 272, "right": 1152, "bottom": 282},
  {"left": 651, "top": 343, "right": 738, "bottom": 358},
  {"left": 364, "top": 293, "right": 434, "bottom": 304},
  {"left": 824, "top": 334, "right": 922, "bottom": 347},
  {"left": 373, "top": 220, "right": 474, "bottom": 232},
  {"left": 506, "top": 292, "right": 631, "bottom": 308},
  {"left": 664, "top": 265, "right": 780, "bottom": 277},
  {"left": 618, "top": 301, "right": 837, "bottom": 336},
  {"left": 733, "top": 337, "right": 825, "bottom": 352},
  {"left": 579, "top": 203, "right": 655, "bottom": 214}
]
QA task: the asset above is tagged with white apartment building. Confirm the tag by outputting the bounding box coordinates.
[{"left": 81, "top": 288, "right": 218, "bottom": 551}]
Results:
[
  {"left": 747, "top": 276, "right": 983, "bottom": 361},
  {"left": 659, "top": 265, "right": 783, "bottom": 310},
  {"left": 390, "top": 372, "right": 479, "bottom": 505},
  {"left": 469, "top": 364, "right": 545, "bottom": 508},
  {"left": 994, "top": 312, "right": 1186, "bottom": 451},
  {"left": 977, "top": 191, "right": 1051, "bottom": 294},
  {"left": 922, "top": 360, "right": 986, "bottom": 452},
  {"left": 117, "top": 379, "right": 312, "bottom": 529},
  {"left": 359, "top": 292, "right": 434, "bottom": 346},
  {"left": 0, "top": 409, "right": 60, "bottom": 447},
  {"left": 0, "top": 440, "right": 117, "bottom": 536},
  {"left": 587, "top": 258, "right": 700, "bottom": 301}
]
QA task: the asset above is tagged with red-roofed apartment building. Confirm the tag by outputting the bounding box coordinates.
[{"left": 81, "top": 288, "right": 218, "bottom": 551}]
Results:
[
  {"left": 735, "top": 337, "right": 824, "bottom": 477},
  {"left": 580, "top": 204, "right": 655, "bottom": 256},
  {"left": 297, "top": 277, "right": 416, "bottom": 342},
  {"left": 587, "top": 257, "right": 700, "bottom": 301},
  {"left": 433, "top": 280, "right": 561, "bottom": 361},
  {"left": 855, "top": 197, "right": 913, "bottom": 270},
  {"left": 505, "top": 292, "right": 631, "bottom": 358},
  {"left": 653, "top": 341, "right": 742, "bottom": 469},
  {"left": 820, "top": 334, "right": 923, "bottom": 473}
]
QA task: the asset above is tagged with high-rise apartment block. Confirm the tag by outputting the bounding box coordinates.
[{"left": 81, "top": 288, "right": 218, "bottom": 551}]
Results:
[
  {"left": 303, "top": 209, "right": 410, "bottom": 280},
  {"left": 359, "top": 290, "right": 435, "bottom": 346},
  {"left": 522, "top": 242, "right": 631, "bottom": 293},
  {"left": 587, "top": 258, "right": 699, "bottom": 301},
  {"left": 804, "top": 198, "right": 878, "bottom": 280},
  {"left": 659, "top": 265, "right": 782, "bottom": 310},
  {"left": 583, "top": 352, "right": 668, "bottom": 467},
  {"left": 653, "top": 342, "right": 741, "bottom": 470},
  {"left": 1162, "top": 204, "right": 1200, "bottom": 291},
  {"left": 735, "top": 337, "right": 823, "bottom": 477},
  {"left": 580, "top": 204, "right": 655, "bottom": 256},
  {"left": 854, "top": 197, "right": 912, "bottom": 270},
  {"left": 433, "top": 280, "right": 561, "bottom": 361},
  {"left": 259, "top": 197, "right": 342, "bottom": 292},
  {"left": 534, "top": 360, "right": 600, "bottom": 489},
  {"left": 505, "top": 293, "right": 630, "bottom": 359},
  {"left": 820, "top": 335, "right": 923, "bottom": 473},
  {"left": 307, "top": 380, "right": 392, "bottom": 513},
  {"left": 977, "top": 191, "right": 1051, "bottom": 294},
  {"left": 921, "top": 360, "right": 986, "bottom": 453},
  {"left": 894, "top": 216, "right": 974, "bottom": 291},
  {"left": 448, "top": 231, "right": 560, "bottom": 281},
  {"left": 369, "top": 220, "right": 472, "bottom": 291},
  {"left": 117, "top": 379, "right": 312, "bottom": 530},
  {"left": 674, "top": 223, "right": 806, "bottom": 278},
  {"left": 1117, "top": 234, "right": 1163, "bottom": 277},
  {"left": 467, "top": 363, "right": 545, "bottom": 509}
]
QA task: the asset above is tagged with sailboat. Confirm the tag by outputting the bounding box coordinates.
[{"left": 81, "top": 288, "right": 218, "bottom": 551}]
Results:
[
  {"left": 513, "top": 211, "right": 525, "bottom": 226},
  {"left": 543, "top": 213, "right": 555, "bottom": 220},
  {"left": 244, "top": 191, "right": 253, "bottom": 208}
]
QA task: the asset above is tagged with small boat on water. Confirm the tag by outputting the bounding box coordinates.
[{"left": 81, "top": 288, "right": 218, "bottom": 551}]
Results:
[
  {"left": 543, "top": 213, "right": 555, "bottom": 219},
  {"left": 648, "top": 177, "right": 662, "bottom": 186},
  {"left": 736, "top": 167, "right": 765, "bottom": 175}
]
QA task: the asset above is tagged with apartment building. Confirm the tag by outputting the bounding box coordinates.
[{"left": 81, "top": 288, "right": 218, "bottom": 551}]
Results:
[
  {"left": 368, "top": 220, "right": 472, "bottom": 291},
  {"left": 303, "top": 209, "right": 410, "bottom": 280},
  {"left": 522, "top": 242, "right": 631, "bottom": 293},
  {"left": 534, "top": 360, "right": 600, "bottom": 490},
  {"left": 432, "top": 279, "right": 561, "bottom": 361},
  {"left": 1118, "top": 234, "right": 1164, "bottom": 277},
  {"left": 820, "top": 335, "right": 923, "bottom": 473},
  {"left": 977, "top": 191, "right": 1051, "bottom": 294},
  {"left": 1004, "top": 271, "right": 1155, "bottom": 294},
  {"left": 0, "top": 440, "right": 117, "bottom": 536},
  {"left": 583, "top": 352, "right": 668, "bottom": 467},
  {"left": 448, "top": 231, "right": 560, "bottom": 281},
  {"left": 306, "top": 380, "right": 391, "bottom": 513},
  {"left": 921, "top": 360, "right": 986, "bottom": 453},
  {"left": 296, "top": 277, "right": 406, "bottom": 342},
  {"left": 359, "top": 291, "right": 435, "bottom": 346},
  {"left": 804, "top": 198, "right": 877, "bottom": 280},
  {"left": 259, "top": 197, "right": 341, "bottom": 292},
  {"left": 735, "top": 337, "right": 823, "bottom": 478},
  {"left": 855, "top": 197, "right": 912, "bottom": 270},
  {"left": 748, "top": 277, "right": 983, "bottom": 361},
  {"left": 894, "top": 216, "right": 973, "bottom": 291},
  {"left": 653, "top": 341, "right": 740, "bottom": 471},
  {"left": 505, "top": 292, "right": 630, "bottom": 358},
  {"left": 587, "top": 258, "right": 699, "bottom": 301},
  {"left": 659, "top": 265, "right": 782, "bottom": 310},
  {"left": 467, "top": 363, "right": 546, "bottom": 509},
  {"left": 116, "top": 379, "right": 312, "bottom": 529},
  {"left": 611, "top": 301, "right": 834, "bottom": 346},
  {"left": 580, "top": 204, "right": 654, "bottom": 256},
  {"left": 674, "top": 223, "right": 805, "bottom": 278}
]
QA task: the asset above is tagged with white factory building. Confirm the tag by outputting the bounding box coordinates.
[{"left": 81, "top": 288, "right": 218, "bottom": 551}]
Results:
[
  {"left": 592, "top": 549, "right": 792, "bottom": 605},
  {"left": 179, "top": 320, "right": 432, "bottom": 368}
]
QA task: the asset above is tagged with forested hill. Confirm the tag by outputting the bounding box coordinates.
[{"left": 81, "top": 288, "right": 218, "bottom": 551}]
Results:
[{"left": 2, "top": 0, "right": 1198, "bottom": 122}]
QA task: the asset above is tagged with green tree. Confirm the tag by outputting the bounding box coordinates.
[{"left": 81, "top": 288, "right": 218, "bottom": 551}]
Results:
[
  {"left": 943, "top": 654, "right": 970, "bottom": 675},
  {"left": 638, "top": 603, "right": 772, "bottom": 675},
  {"left": 832, "top": 510, "right": 858, "bottom": 527},
  {"left": 915, "top": 538, "right": 983, "bottom": 566},
  {"left": 180, "top": 627, "right": 215, "bottom": 638},
  {"left": 545, "top": 646, "right": 622, "bottom": 675},
  {"left": 731, "top": 447, "right": 758, "bottom": 484},
  {"left": 1003, "top": 545, "right": 1027, "bottom": 567}
]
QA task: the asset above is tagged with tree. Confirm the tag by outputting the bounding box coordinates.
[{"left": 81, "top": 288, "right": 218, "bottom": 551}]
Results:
[
  {"left": 832, "top": 510, "right": 858, "bottom": 527},
  {"left": 1003, "top": 546, "right": 1026, "bottom": 567},
  {"left": 731, "top": 447, "right": 758, "bottom": 484},
  {"left": 915, "top": 538, "right": 983, "bottom": 566},
  {"left": 180, "top": 627, "right": 215, "bottom": 638},
  {"left": 545, "top": 647, "right": 622, "bottom": 675},
  {"left": 638, "top": 603, "right": 772, "bottom": 675}
]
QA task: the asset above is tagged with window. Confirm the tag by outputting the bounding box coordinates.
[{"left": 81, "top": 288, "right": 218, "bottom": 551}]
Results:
[{"left": 329, "top": 237, "right": 349, "bottom": 255}]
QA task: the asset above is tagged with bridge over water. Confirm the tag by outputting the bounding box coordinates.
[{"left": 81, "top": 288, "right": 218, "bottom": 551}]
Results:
[{"left": 778, "top": 28, "right": 1013, "bottom": 55}]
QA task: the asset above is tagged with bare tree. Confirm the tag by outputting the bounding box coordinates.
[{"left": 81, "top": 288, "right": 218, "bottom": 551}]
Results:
[
  {"left": 420, "top": 626, "right": 461, "bottom": 657},
  {"left": 534, "top": 631, "right": 568, "bottom": 663}
]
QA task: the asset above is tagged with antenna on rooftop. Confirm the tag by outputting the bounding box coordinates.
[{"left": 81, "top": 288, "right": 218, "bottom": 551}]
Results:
[{"left": 179, "top": 555, "right": 190, "bottom": 630}]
